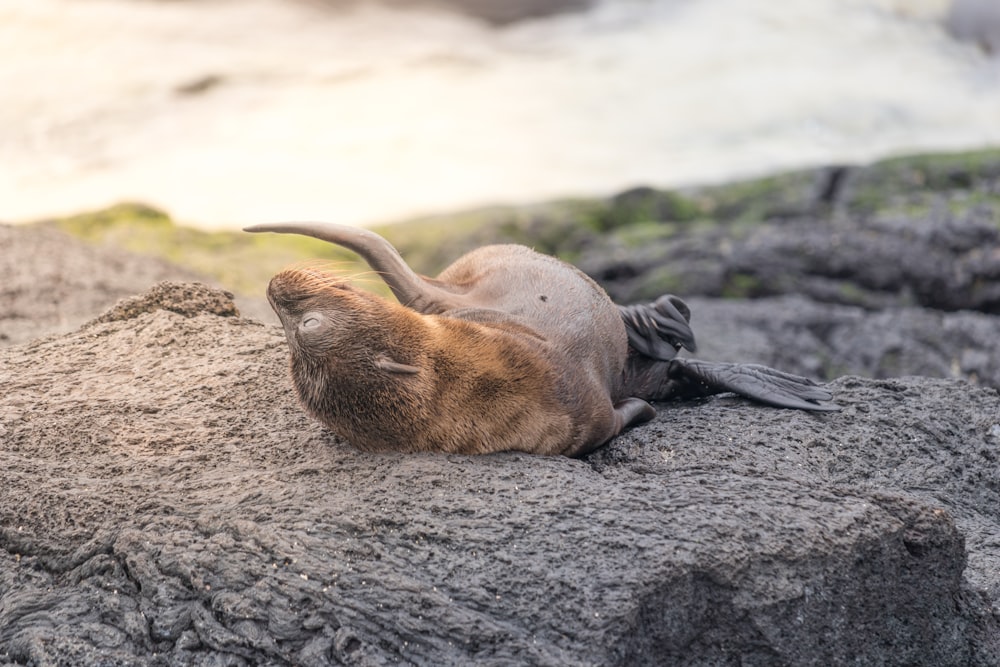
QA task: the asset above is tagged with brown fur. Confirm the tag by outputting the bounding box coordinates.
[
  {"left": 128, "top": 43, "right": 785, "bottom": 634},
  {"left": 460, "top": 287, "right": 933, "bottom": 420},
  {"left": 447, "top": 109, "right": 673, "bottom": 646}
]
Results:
[
  {"left": 251, "top": 221, "right": 836, "bottom": 451},
  {"left": 266, "top": 248, "right": 637, "bottom": 456}
]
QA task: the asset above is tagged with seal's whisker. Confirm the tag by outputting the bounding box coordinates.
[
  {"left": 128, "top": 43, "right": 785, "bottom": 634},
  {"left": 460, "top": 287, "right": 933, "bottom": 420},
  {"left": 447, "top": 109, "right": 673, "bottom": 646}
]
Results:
[
  {"left": 282, "top": 260, "right": 382, "bottom": 294},
  {"left": 286, "top": 258, "right": 350, "bottom": 273}
]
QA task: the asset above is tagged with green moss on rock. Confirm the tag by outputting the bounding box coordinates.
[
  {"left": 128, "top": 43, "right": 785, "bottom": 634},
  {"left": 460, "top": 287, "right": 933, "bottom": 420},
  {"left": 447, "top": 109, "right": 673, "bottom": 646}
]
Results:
[
  {"left": 842, "top": 148, "right": 1000, "bottom": 216},
  {"left": 682, "top": 168, "right": 832, "bottom": 223},
  {"left": 39, "top": 203, "right": 370, "bottom": 299},
  {"left": 376, "top": 189, "right": 703, "bottom": 273},
  {"left": 38, "top": 146, "right": 1000, "bottom": 308}
]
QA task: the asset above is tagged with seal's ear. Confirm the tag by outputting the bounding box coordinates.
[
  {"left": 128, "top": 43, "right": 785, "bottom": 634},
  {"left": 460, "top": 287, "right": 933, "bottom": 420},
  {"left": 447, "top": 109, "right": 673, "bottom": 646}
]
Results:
[{"left": 375, "top": 355, "right": 420, "bottom": 375}]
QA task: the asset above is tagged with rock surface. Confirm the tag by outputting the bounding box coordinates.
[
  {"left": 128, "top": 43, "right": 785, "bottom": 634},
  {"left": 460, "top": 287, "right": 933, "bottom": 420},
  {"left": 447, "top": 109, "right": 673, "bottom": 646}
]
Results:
[
  {"left": 567, "top": 151, "right": 1000, "bottom": 391},
  {"left": 0, "top": 223, "right": 203, "bottom": 347},
  {"left": 948, "top": 0, "right": 1000, "bottom": 54},
  {"left": 0, "top": 223, "right": 273, "bottom": 347},
  {"left": 1, "top": 283, "right": 998, "bottom": 665},
  {"left": 578, "top": 156, "right": 1000, "bottom": 314},
  {"left": 682, "top": 296, "right": 1000, "bottom": 392},
  {"left": 2, "top": 149, "right": 1000, "bottom": 664}
]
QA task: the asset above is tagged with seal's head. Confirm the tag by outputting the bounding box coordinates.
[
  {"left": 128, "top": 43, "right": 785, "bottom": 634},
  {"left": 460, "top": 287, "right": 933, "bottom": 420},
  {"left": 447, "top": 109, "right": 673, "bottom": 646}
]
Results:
[
  {"left": 267, "top": 268, "right": 380, "bottom": 362},
  {"left": 267, "top": 267, "right": 430, "bottom": 370},
  {"left": 266, "top": 268, "right": 436, "bottom": 447}
]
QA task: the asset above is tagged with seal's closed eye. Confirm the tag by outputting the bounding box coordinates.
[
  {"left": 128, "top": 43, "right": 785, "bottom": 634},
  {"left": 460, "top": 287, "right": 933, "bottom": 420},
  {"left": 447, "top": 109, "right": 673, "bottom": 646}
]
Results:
[{"left": 300, "top": 313, "right": 323, "bottom": 330}]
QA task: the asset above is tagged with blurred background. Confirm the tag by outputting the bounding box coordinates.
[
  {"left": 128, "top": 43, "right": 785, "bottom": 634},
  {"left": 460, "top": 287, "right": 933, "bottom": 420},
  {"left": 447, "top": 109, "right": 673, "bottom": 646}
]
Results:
[{"left": 2, "top": 0, "right": 998, "bottom": 230}]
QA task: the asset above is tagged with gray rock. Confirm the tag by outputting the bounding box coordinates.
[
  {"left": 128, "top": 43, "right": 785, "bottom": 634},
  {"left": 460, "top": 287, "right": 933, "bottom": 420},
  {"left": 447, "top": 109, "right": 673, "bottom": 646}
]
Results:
[
  {"left": 581, "top": 202, "right": 1000, "bottom": 314},
  {"left": 1, "top": 283, "right": 997, "bottom": 665},
  {"left": 579, "top": 151, "right": 1000, "bottom": 315},
  {"left": 683, "top": 296, "right": 1000, "bottom": 390},
  {"left": 948, "top": 0, "right": 1000, "bottom": 54},
  {"left": 0, "top": 223, "right": 203, "bottom": 347},
  {"left": 0, "top": 223, "right": 273, "bottom": 347}
]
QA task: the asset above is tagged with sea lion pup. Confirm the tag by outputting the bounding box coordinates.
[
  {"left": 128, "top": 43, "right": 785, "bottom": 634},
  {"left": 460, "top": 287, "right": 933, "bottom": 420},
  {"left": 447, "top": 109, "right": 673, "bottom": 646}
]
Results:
[{"left": 245, "top": 222, "right": 838, "bottom": 457}]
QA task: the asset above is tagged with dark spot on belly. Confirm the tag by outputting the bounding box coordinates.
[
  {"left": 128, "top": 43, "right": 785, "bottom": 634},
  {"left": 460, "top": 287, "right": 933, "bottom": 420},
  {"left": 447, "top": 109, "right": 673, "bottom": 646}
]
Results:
[{"left": 539, "top": 295, "right": 548, "bottom": 302}]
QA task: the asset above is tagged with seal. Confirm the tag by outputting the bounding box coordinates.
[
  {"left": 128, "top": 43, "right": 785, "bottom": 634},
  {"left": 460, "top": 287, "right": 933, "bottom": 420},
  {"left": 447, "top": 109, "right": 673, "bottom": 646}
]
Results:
[{"left": 245, "top": 222, "right": 838, "bottom": 456}]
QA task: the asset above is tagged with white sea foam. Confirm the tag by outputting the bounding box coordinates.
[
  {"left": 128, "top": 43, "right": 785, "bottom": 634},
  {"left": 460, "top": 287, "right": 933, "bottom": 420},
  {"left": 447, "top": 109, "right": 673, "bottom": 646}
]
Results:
[{"left": 0, "top": 0, "right": 997, "bottom": 228}]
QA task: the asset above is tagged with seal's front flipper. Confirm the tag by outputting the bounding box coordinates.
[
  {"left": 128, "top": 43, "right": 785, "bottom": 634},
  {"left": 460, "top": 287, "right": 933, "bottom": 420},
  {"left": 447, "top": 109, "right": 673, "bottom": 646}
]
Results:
[
  {"left": 614, "top": 397, "right": 656, "bottom": 430},
  {"left": 626, "top": 357, "right": 840, "bottom": 411},
  {"left": 619, "top": 295, "right": 697, "bottom": 361},
  {"left": 567, "top": 398, "right": 655, "bottom": 458}
]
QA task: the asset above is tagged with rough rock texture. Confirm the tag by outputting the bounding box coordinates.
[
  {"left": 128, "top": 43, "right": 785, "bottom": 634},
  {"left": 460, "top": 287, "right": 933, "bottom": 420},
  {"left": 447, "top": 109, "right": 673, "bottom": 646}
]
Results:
[
  {"left": 0, "top": 223, "right": 273, "bottom": 347},
  {"left": 3, "top": 150, "right": 1000, "bottom": 664},
  {"left": 0, "top": 224, "right": 204, "bottom": 346},
  {"left": 1, "top": 283, "right": 998, "bottom": 665},
  {"left": 580, "top": 161, "right": 1000, "bottom": 314},
  {"left": 682, "top": 296, "right": 1000, "bottom": 391},
  {"left": 564, "top": 151, "right": 1000, "bottom": 391},
  {"left": 91, "top": 281, "right": 240, "bottom": 324}
]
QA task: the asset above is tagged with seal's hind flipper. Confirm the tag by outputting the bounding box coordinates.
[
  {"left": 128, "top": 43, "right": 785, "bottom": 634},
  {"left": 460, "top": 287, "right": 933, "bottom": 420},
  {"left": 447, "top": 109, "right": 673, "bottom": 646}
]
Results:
[
  {"left": 244, "top": 221, "right": 465, "bottom": 314},
  {"left": 619, "top": 295, "right": 698, "bottom": 361},
  {"left": 626, "top": 357, "right": 840, "bottom": 411},
  {"left": 673, "top": 359, "right": 839, "bottom": 411}
]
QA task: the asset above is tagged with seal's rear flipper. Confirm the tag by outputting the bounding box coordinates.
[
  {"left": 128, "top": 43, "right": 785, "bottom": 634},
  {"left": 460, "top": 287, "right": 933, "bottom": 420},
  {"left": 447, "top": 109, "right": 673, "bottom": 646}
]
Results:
[
  {"left": 619, "top": 295, "right": 698, "bottom": 361},
  {"left": 627, "top": 357, "right": 840, "bottom": 411},
  {"left": 244, "top": 221, "right": 465, "bottom": 313}
]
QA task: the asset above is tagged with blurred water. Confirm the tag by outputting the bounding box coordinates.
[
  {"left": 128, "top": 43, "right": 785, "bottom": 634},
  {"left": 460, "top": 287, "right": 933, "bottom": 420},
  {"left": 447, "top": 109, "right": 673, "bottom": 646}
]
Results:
[{"left": 1, "top": 0, "right": 998, "bottom": 229}]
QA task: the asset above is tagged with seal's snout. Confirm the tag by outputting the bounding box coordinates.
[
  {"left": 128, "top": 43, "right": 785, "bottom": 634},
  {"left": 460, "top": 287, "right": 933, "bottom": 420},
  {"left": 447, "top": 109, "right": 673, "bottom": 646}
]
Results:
[
  {"left": 267, "top": 268, "right": 350, "bottom": 309},
  {"left": 265, "top": 272, "right": 303, "bottom": 315},
  {"left": 265, "top": 269, "right": 366, "bottom": 347},
  {"left": 265, "top": 270, "right": 354, "bottom": 356}
]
